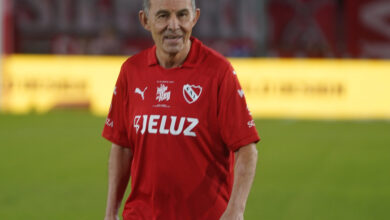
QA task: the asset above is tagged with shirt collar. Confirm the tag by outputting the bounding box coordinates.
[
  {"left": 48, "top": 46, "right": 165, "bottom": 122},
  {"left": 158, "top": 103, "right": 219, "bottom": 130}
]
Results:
[{"left": 147, "top": 37, "right": 200, "bottom": 68}]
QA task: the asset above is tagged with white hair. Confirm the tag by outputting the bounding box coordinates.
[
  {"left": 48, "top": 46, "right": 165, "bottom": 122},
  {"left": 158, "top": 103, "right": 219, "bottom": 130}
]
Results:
[{"left": 143, "top": 0, "right": 196, "bottom": 15}]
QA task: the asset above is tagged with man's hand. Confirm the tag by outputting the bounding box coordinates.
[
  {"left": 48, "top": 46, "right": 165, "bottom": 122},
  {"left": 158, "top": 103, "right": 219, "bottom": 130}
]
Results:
[
  {"left": 104, "top": 215, "right": 119, "bottom": 220},
  {"left": 104, "top": 144, "right": 133, "bottom": 220},
  {"left": 220, "top": 143, "right": 258, "bottom": 220},
  {"left": 219, "top": 209, "right": 244, "bottom": 220}
]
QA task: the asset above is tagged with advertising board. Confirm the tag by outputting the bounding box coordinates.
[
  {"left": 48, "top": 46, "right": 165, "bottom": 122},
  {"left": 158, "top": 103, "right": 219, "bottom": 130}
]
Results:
[{"left": 2, "top": 55, "right": 390, "bottom": 119}]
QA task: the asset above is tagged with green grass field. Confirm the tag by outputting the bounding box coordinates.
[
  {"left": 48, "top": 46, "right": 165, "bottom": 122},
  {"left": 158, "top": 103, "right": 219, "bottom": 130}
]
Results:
[{"left": 1, "top": 110, "right": 389, "bottom": 220}]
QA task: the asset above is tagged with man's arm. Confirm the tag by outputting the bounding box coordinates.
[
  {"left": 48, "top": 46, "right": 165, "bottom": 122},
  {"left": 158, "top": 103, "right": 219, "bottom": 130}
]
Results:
[
  {"left": 220, "top": 143, "right": 258, "bottom": 220},
  {"left": 104, "top": 143, "right": 133, "bottom": 220}
]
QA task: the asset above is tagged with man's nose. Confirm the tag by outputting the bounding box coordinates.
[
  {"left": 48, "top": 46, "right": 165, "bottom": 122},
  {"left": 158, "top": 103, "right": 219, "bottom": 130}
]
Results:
[{"left": 167, "top": 15, "right": 180, "bottom": 30}]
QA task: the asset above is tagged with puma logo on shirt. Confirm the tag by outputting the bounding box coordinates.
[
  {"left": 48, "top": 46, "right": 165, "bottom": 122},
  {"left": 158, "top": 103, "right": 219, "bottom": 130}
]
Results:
[{"left": 135, "top": 87, "right": 148, "bottom": 100}]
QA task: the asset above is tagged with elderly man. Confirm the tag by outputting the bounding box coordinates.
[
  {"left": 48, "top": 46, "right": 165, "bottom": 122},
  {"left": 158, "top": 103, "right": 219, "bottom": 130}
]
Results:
[{"left": 102, "top": 0, "right": 260, "bottom": 219}]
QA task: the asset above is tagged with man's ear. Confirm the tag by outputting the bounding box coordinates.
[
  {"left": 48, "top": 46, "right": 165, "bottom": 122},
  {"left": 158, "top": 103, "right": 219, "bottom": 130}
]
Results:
[
  {"left": 139, "top": 10, "right": 150, "bottom": 30},
  {"left": 192, "top": 8, "right": 200, "bottom": 27}
]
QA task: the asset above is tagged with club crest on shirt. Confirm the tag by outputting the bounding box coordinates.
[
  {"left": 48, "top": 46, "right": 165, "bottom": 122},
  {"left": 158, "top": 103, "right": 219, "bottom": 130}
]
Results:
[{"left": 183, "top": 84, "right": 202, "bottom": 104}]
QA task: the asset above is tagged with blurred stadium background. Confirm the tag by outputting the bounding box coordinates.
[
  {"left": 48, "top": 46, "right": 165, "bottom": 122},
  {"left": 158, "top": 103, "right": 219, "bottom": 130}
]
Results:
[{"left": 1, "top": 0, "right": 390, "bottom": 219}]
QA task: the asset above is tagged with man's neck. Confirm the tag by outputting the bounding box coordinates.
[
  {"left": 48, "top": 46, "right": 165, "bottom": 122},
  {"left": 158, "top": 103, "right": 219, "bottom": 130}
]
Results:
[{"left": 156, "top": 41, "right": 192, "bottom": 69}]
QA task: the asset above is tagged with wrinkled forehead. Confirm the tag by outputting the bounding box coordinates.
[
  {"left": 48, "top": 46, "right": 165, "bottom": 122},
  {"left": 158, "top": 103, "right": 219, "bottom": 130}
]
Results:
[{"left": 149, "top": 0, "right": 194, "bottom": 13}]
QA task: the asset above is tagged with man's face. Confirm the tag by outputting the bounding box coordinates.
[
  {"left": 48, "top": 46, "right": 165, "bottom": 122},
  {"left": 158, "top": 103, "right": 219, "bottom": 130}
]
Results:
[{"left": 140, "top": 0, "right": 200, "bottom": 55}]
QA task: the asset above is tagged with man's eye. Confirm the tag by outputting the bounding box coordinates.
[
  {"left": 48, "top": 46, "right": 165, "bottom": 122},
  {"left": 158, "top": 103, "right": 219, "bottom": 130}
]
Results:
[
  {"left": 158, "top": 14, "right": 168, "bottom": 18},
  {"left": 178, "top": 13, "right": 188, "bottom": 17}
]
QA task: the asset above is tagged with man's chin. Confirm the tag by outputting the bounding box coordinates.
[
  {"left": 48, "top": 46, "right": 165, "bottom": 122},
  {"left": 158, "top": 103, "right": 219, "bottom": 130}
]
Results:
[{"left": 163, "top": 45, "right": 183, "bottom": 55}]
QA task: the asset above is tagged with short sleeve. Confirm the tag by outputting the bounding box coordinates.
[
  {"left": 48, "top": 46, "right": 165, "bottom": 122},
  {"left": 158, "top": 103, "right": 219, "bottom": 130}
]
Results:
[
  {"left": 102, "top": 63, "right": 131, "bottom": 148},
  {"left": 217, "top": 65, "right": 260, "bottom": 151}
]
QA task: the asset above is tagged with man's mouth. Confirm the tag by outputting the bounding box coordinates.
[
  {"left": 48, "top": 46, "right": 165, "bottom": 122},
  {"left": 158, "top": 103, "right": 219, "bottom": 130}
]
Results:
[
  {"left": 165, "top": 35, "right": 181, "bottom": 39},
  {"left": 164, "top": 35, "right": 183, "bottom": 42}
]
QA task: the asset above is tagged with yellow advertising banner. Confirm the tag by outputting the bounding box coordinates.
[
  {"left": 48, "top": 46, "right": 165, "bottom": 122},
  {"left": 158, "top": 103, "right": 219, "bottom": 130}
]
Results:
[
  {"left": 1, "top": 55, "right": 125, "bottom": 115},
  {"left": 232, "top": 59, "right": 390, "bottom": 119},
  {"left": 1, "top": 55, "right": 390, "bottom": 119}
]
